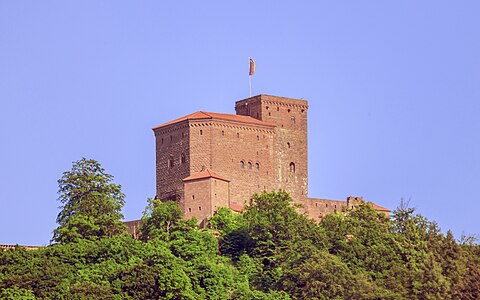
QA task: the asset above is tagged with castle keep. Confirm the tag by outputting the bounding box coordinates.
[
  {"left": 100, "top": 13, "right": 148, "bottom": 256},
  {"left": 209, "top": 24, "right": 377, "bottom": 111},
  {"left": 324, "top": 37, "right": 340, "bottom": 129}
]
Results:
[{"left": 152, "top": 94, "right": 389, "bottom": 224}]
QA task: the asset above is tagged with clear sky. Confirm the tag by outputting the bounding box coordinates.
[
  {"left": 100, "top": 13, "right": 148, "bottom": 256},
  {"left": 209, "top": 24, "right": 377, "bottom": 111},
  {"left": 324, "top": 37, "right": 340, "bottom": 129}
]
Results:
[{"left": 1, "top": 1, "right": 479, "bottom": 245}]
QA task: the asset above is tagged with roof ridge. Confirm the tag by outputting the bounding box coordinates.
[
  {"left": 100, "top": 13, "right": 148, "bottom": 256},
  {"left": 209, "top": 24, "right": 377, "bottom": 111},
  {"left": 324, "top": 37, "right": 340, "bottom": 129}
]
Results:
[{"left": 153, "top": 110, "right": 275, "bottom": 129}]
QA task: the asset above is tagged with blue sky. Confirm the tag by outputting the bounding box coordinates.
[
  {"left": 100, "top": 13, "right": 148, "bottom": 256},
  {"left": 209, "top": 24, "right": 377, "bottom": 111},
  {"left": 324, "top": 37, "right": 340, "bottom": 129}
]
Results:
[{"left": 1, "top": 1, "right": 479, "bottom": 245}]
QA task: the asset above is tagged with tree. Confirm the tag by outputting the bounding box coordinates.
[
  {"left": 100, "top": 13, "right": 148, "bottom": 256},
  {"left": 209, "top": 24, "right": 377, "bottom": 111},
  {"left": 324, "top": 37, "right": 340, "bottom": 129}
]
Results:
[
  {"left": 140, "top": 199, "right": 196, "bottom": 241},
  {"left": 52, "top": 158, "right": 126, "bottom": 243}
]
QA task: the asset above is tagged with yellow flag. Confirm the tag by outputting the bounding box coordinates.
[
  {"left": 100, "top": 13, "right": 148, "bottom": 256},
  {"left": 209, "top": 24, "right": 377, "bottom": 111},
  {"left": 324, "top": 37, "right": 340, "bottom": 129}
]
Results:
[{"left": 249, "top": 58, "right": 255, "bottom": 76}]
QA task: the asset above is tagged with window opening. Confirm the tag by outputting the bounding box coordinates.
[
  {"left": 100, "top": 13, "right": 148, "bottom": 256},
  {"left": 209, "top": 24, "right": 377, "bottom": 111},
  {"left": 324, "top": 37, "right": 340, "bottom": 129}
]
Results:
[
  {"left": 289, "top": 162, "right": 295, "bottom": 173},
  {"left": 255, "top": 163, "right": 260, "bottom": 170},
  {"left": 181, "top": 153, "right": 186, "bottom": 164},
  {"left": 240, "top": 161, "right": 245, "bottom": 168},
  {"left": 247, "top": 162, "right": 252, "bottom": 169},
  {"left": 287, "top": 142, "right": 291, "bottom": 148},
  {"left": 200, "top": 130, "right": 203, "bottom": 135},
  {"left": 199, "top": 206, "right": 202, "bottom": 211}
]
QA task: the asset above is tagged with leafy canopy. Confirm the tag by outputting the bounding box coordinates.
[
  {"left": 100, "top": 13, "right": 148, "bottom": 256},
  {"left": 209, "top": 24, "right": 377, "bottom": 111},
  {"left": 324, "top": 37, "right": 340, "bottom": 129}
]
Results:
[{"left": 53, "top": 158, "right": 126, "bottom": 243}]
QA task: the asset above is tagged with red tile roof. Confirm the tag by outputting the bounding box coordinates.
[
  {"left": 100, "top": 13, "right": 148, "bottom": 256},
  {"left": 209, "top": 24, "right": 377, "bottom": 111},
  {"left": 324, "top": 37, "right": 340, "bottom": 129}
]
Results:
[
  {"left": 369, "top": 202, "right": 390, "bottom": 212},
  {"left": 153, "top": 111, "right": 275, "bottom": 129},
  {"left": 183, "top": 169, "right": 230, "bottom": 182},
  {"left": 229, "top": 204, "right": 244, "bottom": 212}
]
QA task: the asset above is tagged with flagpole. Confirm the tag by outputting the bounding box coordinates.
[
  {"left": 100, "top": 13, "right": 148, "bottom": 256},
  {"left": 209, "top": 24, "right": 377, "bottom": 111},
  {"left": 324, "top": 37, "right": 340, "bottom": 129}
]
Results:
[
  {"left": 249, "top": 75, "right": 252, "bottom": 97},
  {"left": 249, "top": 57, "right": 252, "bottom": 97}
]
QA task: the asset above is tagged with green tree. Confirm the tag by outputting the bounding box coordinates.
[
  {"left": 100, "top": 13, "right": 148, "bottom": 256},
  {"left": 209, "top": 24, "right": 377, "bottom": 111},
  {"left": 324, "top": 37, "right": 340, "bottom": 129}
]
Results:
[
  {"left": 140, "top": 199, "right": 196, "bottom": 241},
  {"left": 52, "top": 158, "right": 126, "bottom": 243}
]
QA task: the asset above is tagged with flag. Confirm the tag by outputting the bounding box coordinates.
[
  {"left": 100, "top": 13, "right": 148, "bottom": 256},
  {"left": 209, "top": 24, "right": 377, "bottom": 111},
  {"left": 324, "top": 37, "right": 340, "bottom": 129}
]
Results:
[{"left": 249, "top": 58, "right": 255, "bottom": 76}]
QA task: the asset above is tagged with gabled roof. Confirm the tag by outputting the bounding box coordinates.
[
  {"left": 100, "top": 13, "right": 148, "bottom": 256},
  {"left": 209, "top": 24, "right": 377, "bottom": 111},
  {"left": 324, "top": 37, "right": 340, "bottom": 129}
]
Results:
[
  {"left": 229, "top": 204, "right": 244, "bottom": 212},
  {"left": 369, "top": 202, "right": 390, "bottom": 212},
  {"left": 183, "top": 169, "right": 230, "bottom": 182},
  {"left": 153, "top": 111, "right": 275, "bottom": 129}
]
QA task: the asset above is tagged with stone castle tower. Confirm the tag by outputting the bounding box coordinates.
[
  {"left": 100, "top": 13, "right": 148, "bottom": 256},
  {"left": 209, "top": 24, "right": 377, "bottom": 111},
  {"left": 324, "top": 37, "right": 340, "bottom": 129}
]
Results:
[{"left": 151, "top": 94, "right": 388, "bottom": 225}]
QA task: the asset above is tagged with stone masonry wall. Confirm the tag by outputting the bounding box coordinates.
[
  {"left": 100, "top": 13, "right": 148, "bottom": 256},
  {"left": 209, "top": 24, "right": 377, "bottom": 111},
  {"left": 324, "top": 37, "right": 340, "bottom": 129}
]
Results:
[
  {"left": 153, "top": 121, "right": 190, "bottom": 210},
  {"left": 210, "top": 178, "right": 230, "bottom": 214},
  {"left": 183, "top": 178, "right": 212, "bottom": 225},
  {"left": 188, "top": 119, "right": 276, "bottom": 206},
  {"left": 235, "top": 95, "right": 309, "bottom": 210},
  {"left": 209, "top": 121, "right": 275, "bottom": 205}
]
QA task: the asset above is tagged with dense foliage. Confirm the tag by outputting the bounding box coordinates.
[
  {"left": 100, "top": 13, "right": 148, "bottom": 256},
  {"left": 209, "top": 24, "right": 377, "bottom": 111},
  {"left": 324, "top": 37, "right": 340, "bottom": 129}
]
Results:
[
  {"left": 53, "top": 158, "right": 126, "bottom": 243},
  {"left": 1, "top": 162, "right": 479, "bottom": 299}
]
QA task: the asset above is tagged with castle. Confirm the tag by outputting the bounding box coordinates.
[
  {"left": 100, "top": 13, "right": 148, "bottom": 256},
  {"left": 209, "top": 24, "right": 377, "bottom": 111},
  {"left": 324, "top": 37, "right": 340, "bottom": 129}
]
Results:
[{"left": 148, "top": 94, "right": 388, "bottom": 225}]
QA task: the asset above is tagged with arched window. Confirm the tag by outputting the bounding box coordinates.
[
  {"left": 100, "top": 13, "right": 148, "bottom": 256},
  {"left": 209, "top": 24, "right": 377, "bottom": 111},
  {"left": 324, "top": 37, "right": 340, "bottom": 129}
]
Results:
[
  {"left": 289, "top": 162, "right": 295, "bottom": 173},
  {"left": 255, "top": 163, "right": 260, "bottom": 170},
  {"left": 247, "top": 162, "right": 252, "bottom": 169},
  {"left": 240, "top": 161, "right": 245, "bottom": 169}
]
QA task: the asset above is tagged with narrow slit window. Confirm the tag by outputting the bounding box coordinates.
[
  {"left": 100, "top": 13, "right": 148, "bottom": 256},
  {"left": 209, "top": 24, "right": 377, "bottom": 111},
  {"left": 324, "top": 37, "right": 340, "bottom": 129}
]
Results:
[{"left": 289, "top": 162, "right": 295, "bottom": 173}]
